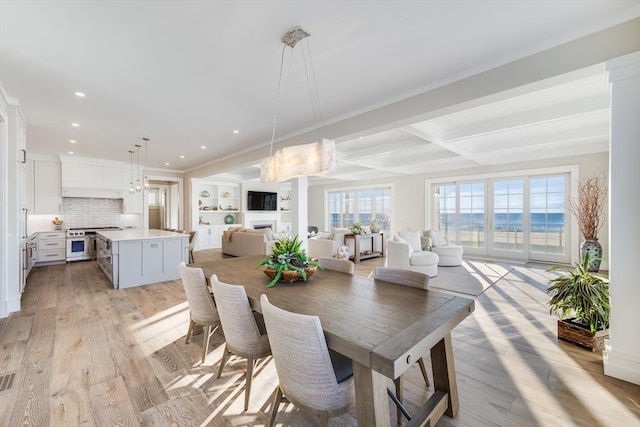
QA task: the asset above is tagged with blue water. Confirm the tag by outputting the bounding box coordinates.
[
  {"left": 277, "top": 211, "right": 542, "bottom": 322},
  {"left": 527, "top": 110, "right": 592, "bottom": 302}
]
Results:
[{"left": 441, "top": 213, "right": 565, "bottom": 232}]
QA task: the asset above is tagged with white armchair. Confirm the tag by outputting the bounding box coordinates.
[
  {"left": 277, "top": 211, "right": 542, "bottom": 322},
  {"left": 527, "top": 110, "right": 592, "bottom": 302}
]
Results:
[
  {"left": 422, "top": 229, "right": 464, "bottom": 266},
  {"left": 307, "top": 229, "right": 351, "bottom": 259},
  {"left": 386, "top": 233, "right": 439, "bottom": 277}
]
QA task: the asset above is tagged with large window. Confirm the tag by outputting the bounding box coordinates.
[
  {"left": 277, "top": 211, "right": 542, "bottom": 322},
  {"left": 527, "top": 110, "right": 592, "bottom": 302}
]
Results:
[
  {"left": 431, "top": 173, "right": 569, "bottom": 263},
  {"left": 328, "top": 187, "right": 391, "bottom": 230}
]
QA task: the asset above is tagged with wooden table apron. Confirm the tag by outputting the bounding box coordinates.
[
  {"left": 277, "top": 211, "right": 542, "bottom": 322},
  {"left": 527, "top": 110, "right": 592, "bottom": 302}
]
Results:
[{"left": 191, "top": 256, "right": 474, "bottom": 426}]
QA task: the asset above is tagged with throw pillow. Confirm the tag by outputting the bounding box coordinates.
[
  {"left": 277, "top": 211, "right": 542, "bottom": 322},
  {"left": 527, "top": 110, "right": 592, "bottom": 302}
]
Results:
[
  {"left": 398, "top": 231, "right": 422, "bottom": 252},
  {"left": 318, "top": 231, "right": 331, "bottom": 239},
  {"left": 426, "top": 229, "right": 439, "bottom": 247},
  {"left": 435, "top": 230, "right": 448, "bottom": 246},
  {"left": 393, "top": 235, "right": 413, "bottom": 254}
]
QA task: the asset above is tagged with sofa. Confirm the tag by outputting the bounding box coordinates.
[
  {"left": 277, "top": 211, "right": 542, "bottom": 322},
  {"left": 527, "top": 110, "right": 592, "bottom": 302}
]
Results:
[
  {"left": 386, "top": 233, "right": 439, "bottom": 277},
  {"left": 421, "top": 229, "right": 464, "bottom": 266},
  {"left": 221, "top": 227, "right": 278, "bottom": 257}
]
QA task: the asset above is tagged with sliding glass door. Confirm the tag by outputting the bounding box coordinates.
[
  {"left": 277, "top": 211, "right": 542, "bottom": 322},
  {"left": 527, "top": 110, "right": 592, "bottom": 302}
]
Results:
[{"left": 432, "top": 173, "right": 569, "bottom": 263}]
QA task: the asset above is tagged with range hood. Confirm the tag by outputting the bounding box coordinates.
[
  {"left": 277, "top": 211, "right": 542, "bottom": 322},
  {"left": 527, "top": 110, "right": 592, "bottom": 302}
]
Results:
[{"left": 62, "top": 188, "right": 124, "bottom": 199}]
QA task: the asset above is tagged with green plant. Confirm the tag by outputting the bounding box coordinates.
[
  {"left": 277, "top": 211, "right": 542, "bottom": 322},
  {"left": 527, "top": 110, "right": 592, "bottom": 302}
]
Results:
[
  {"left": 258, "top": 235, "right": 322, "bottom": 288},
  {"left": 350, "top": 222, "right": 366, "bottom": 235},
  {"left": 546, "top": 253, "right": 610, "bottom": 334}
]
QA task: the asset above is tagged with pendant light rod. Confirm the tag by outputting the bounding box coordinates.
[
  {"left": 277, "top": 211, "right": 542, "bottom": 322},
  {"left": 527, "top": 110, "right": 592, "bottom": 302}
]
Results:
[
  {"left": 134, "top": 144, "right": 142, "bottom": 192},
  {"left": 128, "top": 150, "right": 135, "bottom": 194},
  {"left": 142, "top": 137, "right": 150, "bottom": 189}
]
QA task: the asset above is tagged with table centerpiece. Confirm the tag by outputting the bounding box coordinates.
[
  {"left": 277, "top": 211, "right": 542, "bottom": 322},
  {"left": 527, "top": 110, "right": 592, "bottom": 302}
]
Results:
[{"left": 258, "top": 235, "right": 322, "bottom": 288}]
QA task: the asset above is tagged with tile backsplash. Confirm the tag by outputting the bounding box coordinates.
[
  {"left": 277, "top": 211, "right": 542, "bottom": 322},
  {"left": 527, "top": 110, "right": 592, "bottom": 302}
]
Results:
[{"left": 62, "top": 198, "right": 123, "bottom": 228}]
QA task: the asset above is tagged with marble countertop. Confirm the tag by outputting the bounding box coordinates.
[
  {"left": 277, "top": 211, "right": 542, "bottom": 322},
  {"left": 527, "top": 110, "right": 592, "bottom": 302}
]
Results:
[{"left": 97, "top": 229, "right": 188, "bottom": 241}]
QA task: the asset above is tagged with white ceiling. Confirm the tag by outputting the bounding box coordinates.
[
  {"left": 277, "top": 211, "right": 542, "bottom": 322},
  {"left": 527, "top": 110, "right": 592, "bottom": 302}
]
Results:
[{"left": 1, "top": 1, "right": 637, "bottom": 184}]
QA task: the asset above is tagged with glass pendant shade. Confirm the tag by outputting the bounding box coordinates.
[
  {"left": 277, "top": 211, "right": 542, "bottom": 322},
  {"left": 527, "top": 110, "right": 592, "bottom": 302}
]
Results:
[{"left": 261, "top": 139, "right": 335, "bottom": 183}]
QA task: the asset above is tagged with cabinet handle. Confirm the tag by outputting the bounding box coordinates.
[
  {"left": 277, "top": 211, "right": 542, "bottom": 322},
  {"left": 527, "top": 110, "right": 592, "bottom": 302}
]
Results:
[{"left": 21, "top": 149, "right": 26, "bottom": 164}]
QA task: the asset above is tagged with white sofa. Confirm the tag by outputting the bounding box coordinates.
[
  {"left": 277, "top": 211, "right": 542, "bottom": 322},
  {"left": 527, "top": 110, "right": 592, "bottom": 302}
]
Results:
[
  {"left": 421, "top": 229, "right": 464, "bottom": 266},
  {"left": 386, "top": 233, "right": 439, "bottom": 277}
]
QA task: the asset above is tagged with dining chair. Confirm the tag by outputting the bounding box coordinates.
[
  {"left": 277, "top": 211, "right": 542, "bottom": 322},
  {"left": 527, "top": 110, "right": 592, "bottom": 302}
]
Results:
[
  {"left": 211, "top": 278, "right": 272, "bottom": 411},
  {"left": 188, "top": 231, "right": 197, "bottom": 263},
  {"left": 317, "top": 257, "right": 355, "bottom": 275},
  {"left": 178, "top": 261, "right": 221, "bottom": 363},
  {"left": 374, "top": 266, "right": 431, "bottom": 423},
  {"left": 260, "top": 294, "right": 355, "bottom": 427}
]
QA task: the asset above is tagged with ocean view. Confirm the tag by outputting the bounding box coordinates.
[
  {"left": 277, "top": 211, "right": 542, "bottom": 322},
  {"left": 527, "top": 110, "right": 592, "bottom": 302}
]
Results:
[{"left": 441, "top": 212, "right": 565, "bottom": 232}]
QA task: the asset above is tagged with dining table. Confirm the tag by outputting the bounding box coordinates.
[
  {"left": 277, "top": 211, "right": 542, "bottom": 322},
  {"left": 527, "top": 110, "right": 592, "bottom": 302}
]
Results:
[{"left": 190, "top": 255, "right": 474, "bottom": 426}]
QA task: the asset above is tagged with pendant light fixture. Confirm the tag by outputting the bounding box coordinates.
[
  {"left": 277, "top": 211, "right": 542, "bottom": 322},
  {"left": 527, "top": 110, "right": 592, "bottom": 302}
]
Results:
[
  {"left": 128, "top": 150, "right": 135, "bottom": 194},
  {"left": 142, "top": 137, "right": 150, "bottom": 189},
  {"left": 260, "top": 25, "right": 336, "bottom": 183},
  {"left": 134, "top": 144, "right": 142, "bottom": 192}
]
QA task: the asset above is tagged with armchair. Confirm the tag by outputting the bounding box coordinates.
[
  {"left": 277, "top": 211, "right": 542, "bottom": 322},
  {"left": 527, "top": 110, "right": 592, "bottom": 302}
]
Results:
[
  {"left": 422, "top": 229, "right": 464, "bottom": 266},
  {"left": 386, "top": 234, "right": 439, "bottom": 277},
  {"left": 307, "top": 228, "right": 351, "bottom": 259}
]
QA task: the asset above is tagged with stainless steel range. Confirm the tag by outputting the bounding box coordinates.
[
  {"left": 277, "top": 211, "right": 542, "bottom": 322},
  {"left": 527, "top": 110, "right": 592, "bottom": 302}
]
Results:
[{"left": 66, "top": 227, "right": 121, "bottom": 262}]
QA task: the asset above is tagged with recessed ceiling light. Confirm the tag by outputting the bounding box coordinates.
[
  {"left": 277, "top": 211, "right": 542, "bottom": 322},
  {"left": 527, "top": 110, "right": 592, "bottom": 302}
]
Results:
[
  {"left": 68, "top": 151, "right": 74, "bottom": 155},
  {"left": 74, "top": 92, "right": 86, "bottom": 97},
  {"left": 179, "top": 155, "right": 185, "bottom": 159},
  {"left": 233, "top": 130, "right": 239, "bottom": 134},
  {"left": 201, "top": 145, "right": 206, "bottom": 149},
  {"left": 71, "top": 123, "right": 80, "bottom": 127},
  {"left": 165, "top": 162, "right": 170, "bottom": 166},
  {"left": 69, "top": 139, "right": 76, "bottom": 143}
]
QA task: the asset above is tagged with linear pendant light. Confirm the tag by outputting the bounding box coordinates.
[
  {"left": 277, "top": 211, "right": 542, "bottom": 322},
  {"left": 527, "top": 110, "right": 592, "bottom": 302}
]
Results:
[{"left": 260, "top": 25, "right": 336, "bottom": 183}]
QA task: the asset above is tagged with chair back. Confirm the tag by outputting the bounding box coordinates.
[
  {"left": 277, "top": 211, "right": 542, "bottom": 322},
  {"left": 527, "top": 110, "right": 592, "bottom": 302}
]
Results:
[
  {"left": 317, "top": 257, "right": 355, "bottom": 275},
  {"left": 374, "top": 266, "right": 430, "bottom": 290},
  {"left": 211, "top": 278, "right": 268, "bottom": 354},
  {"left": 260, "top": 294, "right": 354, "bottom": 412},
  {"left": 179, "top": 262, "right": 219, "bottom": 324}
]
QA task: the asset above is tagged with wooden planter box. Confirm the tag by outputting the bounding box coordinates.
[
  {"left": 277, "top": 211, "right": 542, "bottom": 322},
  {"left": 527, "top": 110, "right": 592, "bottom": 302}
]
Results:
[{"left": 557, "top": 319, "right": 609, "bottom": 352}]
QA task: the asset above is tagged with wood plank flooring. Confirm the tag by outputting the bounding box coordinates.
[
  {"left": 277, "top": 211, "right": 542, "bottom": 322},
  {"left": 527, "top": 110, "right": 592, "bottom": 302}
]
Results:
[{"left": 0, "top": 250, "right": 638, "bottom": 426}]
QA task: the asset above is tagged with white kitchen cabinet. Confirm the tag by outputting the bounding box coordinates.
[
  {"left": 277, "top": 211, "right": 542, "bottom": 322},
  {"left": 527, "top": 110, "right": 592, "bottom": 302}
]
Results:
[
  {"left": 25, "top": 159, "right": 34, "bottom": 212},
  {"left": 37, "top": 231, "right": 66, "bottom": 263},
  {"left": 61, "top": 159, "right": 127, "bottom": 191},
  {"left": 34, "top": 160, "right": 62, "bottom": 214}
]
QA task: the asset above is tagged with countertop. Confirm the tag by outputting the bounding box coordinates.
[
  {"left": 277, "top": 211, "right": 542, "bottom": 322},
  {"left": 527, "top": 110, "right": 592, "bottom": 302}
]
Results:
[{"left": 97, "top": 229, "right": 188, "bottom": 241}]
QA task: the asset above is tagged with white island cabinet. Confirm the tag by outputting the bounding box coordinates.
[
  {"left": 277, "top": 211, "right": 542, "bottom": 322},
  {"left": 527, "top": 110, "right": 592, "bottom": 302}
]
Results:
[{"left": 97, "top": 229, "right": 188, "bottom": 289}]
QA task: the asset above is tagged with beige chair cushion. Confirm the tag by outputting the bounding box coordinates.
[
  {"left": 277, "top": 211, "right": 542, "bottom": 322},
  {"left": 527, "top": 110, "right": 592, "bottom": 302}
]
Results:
[{"left": 398, "top": 231, "right": 422, "bottom": 252}]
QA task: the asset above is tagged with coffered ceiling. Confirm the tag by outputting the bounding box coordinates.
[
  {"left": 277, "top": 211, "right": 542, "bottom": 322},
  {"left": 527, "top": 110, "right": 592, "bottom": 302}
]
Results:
[{"left": 1, "top": 1, "right": 637, "bottom": 185}]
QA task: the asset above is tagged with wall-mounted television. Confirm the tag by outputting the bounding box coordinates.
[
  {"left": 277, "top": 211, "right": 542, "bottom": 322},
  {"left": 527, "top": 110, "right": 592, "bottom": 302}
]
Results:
[{"left": 247, "top": 191, "right": 278, "bottom": 211}]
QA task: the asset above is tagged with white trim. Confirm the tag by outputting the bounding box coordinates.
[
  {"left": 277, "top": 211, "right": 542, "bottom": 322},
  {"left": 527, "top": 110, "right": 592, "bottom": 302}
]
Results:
[
  {"left": 143, "top": 174, "right": 184, "bottom": 231},
  {"left": 0, "top": 101, "right": 7, "bottom": 318}
]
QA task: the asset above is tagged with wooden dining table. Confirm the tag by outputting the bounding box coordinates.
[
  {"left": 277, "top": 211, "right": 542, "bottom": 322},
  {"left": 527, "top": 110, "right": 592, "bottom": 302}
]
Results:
[{"left": 191, "top": 255, "right": 474, "bottom": 426}]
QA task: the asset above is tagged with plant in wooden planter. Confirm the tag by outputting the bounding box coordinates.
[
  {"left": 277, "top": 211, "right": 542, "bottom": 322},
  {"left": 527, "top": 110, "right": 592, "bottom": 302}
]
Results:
[
  {"left": 258, "top": 235, "right": 322, "bottom": 288},
  {"left": 546, "top": 252, "right": 610, "bottom": 351}
]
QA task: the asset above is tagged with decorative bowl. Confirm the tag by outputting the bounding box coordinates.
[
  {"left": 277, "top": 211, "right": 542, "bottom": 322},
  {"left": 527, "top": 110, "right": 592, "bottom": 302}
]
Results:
[{"left": 263, "top": 266, "right": 317, "bottom": 284}]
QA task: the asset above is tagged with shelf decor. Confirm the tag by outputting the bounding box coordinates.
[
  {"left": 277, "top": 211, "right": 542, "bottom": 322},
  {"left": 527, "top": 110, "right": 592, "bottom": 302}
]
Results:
[
  {"left": 200, "top": 190, "right": 210, "bottom": 197},
  {"left": 224, "top": 214, "right": 235, "bottom": 224}
]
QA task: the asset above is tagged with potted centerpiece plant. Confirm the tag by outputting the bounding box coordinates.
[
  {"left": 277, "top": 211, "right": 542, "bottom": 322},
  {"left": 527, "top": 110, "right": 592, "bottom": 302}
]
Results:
[
  {"left": 546, "top": 252, "right": 610, "bottom": 351},
  {"left": 570, "top": 172, "right": 607, "bottom": 272},
  {"left": 258, "top": 235, "right": 322, "bottom": 288}
]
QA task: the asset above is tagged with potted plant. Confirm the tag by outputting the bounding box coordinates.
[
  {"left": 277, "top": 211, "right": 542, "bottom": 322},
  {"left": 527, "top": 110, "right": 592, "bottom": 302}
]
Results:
[
  {"left": 546, "top": 252, "right": 610, "bottom": 351},
  {"left": 350, "top": 222, "right": 369, "bottom": 235},
  {"left": 570, "top": 172, "right": 607, "bottom": 272},
  {"left": 258, "top": 235, "right": 322, "bottom": 288}
]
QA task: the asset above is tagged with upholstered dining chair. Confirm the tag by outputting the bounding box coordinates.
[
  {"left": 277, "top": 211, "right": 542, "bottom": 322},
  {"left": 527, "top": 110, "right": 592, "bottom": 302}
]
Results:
[
  {"left": 211, "top": 278, "right": 272, "bottom": 412},
  {"left": 188, "top": 231, "right": 197, "bottom": 263},
  {"left": 374, "top": 267, "right": 431, "bottom": 423},
  {"left": 260, "top": 294, "right": 355, "bottom": 427},
  {"left": 178, "top": 262, "right": 221, "bottom": 363},
  {"left": 317, "top": 257, "right": 355, "bottom": 275}
]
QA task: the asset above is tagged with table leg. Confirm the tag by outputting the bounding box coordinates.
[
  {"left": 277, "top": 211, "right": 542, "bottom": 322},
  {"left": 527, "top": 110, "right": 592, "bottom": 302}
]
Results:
[
  {"left": 430, "top": 333, "right": 459, "bottom": 417},
  {"left": 353, "top": 361, "right": 391, "bottom": 426}
]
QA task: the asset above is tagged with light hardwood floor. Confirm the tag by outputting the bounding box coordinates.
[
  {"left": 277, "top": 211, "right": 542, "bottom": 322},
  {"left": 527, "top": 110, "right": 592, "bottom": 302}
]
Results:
[{"left": 0, "top": 250, "right": 638, "bottom": 426}]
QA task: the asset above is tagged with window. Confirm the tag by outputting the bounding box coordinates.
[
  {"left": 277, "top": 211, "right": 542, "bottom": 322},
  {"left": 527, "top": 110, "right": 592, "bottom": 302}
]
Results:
[
  {"left": 430, "top": 173, "right": 569, "bottom": 263},
  {"left": 328, "top": 187, "right": 391, "bottom": 230}
]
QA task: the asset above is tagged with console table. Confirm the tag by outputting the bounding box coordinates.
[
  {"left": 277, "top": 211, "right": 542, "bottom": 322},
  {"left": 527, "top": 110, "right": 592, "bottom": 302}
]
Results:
[{"left": 345, "top": 232, "right": 384, "bottom": 263}]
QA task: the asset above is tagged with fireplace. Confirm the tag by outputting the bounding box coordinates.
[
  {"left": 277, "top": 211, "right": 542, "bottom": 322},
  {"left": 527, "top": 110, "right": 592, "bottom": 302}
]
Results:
[{"left": 254, "top": 224, "right": 272, "bottom": 230}]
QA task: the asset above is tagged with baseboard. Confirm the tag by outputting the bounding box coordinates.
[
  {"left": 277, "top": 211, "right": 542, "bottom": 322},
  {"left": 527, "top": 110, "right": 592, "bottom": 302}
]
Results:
[
  {"left": 5, "top": 295, "right": 21, "bottom": 316},
  {"left": 603, "top": 346, "right": 640, "bottom": 386}
]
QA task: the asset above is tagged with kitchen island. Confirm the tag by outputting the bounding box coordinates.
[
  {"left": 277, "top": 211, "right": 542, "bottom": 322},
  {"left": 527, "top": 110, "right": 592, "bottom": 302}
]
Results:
[{"left": 96, "top": 229, "right": 189, "bottom": 289}]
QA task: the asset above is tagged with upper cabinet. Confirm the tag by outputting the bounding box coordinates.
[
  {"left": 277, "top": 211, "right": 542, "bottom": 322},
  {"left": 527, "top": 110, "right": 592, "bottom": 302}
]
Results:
[{"left": 34, "top": 160, "right": 62, "bottom": 214}]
